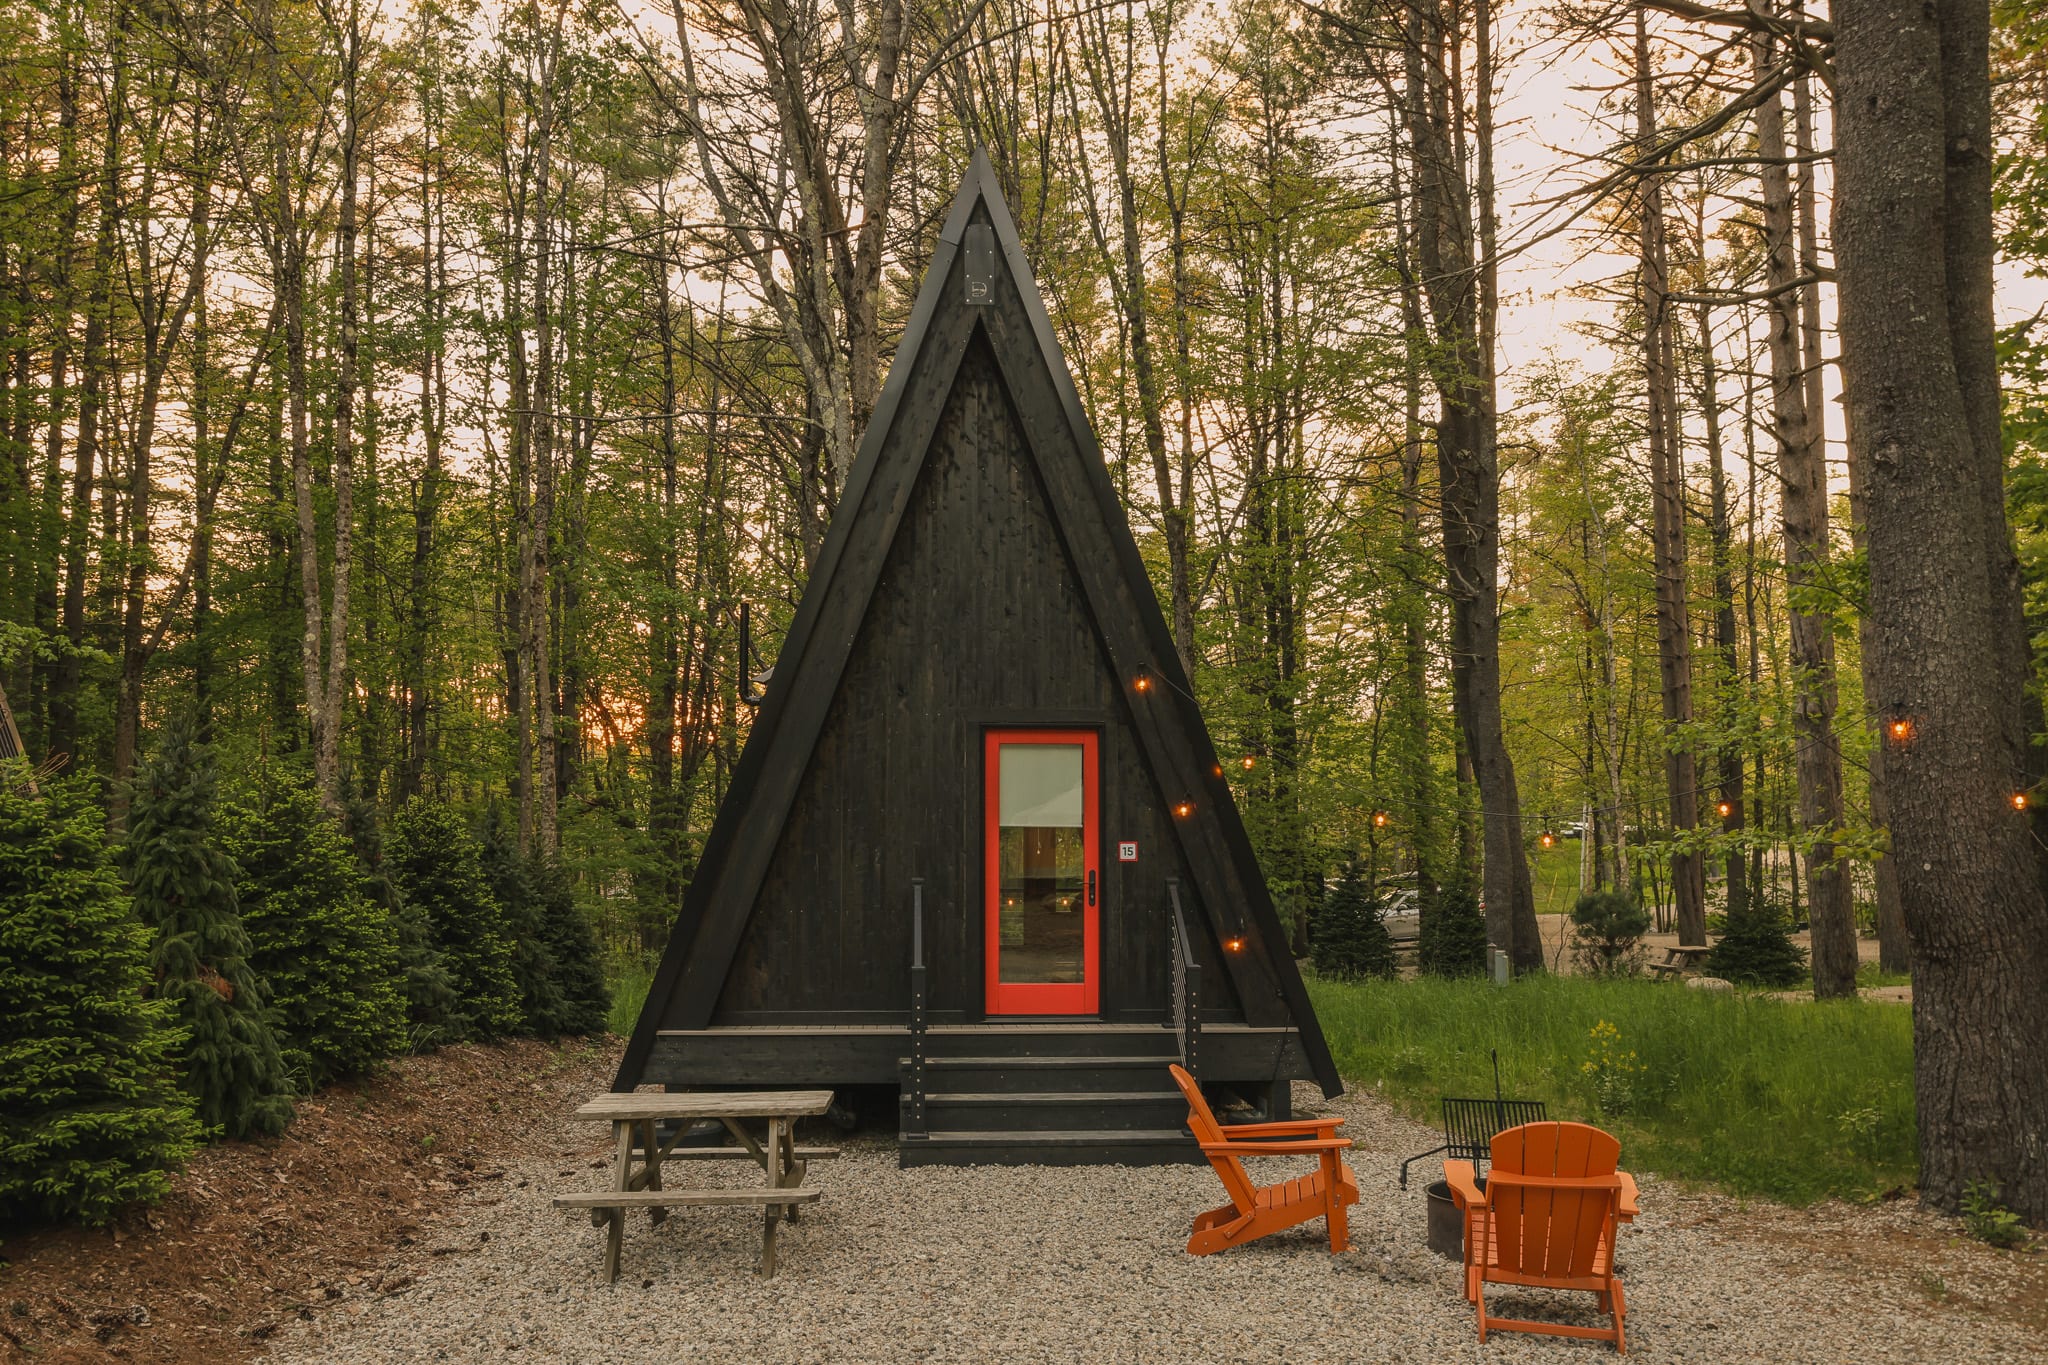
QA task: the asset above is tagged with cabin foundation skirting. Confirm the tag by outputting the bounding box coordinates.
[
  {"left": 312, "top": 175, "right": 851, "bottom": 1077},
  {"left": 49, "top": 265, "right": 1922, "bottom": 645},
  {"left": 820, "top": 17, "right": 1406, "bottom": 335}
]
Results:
[{"left": 643, "top": 1024, "right": 1310, "bottom": 1088}]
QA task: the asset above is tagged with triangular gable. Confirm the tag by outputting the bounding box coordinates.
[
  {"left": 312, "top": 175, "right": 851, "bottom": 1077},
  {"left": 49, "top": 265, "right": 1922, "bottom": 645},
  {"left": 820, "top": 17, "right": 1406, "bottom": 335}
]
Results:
[{"left": 617, "top": 151, "right": 1339, "bottom": 1097}]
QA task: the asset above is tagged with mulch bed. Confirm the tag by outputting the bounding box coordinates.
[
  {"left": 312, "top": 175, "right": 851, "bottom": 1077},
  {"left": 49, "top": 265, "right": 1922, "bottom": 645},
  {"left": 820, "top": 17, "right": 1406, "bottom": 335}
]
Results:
[{"left": 0, "top": 1036, "right": 622, "bottom": 1363}]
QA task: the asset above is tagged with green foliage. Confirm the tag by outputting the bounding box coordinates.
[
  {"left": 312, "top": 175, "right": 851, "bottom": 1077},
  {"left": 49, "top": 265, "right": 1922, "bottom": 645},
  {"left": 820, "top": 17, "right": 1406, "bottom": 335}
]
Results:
[
  {"left": 122, "top": 720, "right": 295, "bottom": 1139},
  {"left": 482, "top": 813, "right": 611, "bottom": 1037},
  {"left": 606, "top": 950, "right": 657, "bottom": 1038},
  {"left": 1569, "top": 890, "right": 1652, "bottom": 977},
  {"left": 388, "top": 799, "right": 520, "bottom": 1040},
  {"left": 220, "top": 773, "right": 407, "bottom": 1087},
  {"left": 1961, "top": 1180, "right": 2030, "bottom": 1249},
  {"left": 1311, "top": 855, "right": 1394, "bottom": 980},
  {"left": 528, "top": 857, "right": 611, "bottom": 1036},
  {"left": 1307, "top": 973, "right": 1917, "bottom": 1205},
  {"left": 342, "top": 795, "right": 462, "bottom": 1051},
  {"left": 1706, "top": 903, "right": 1809, "bottom": 988},
  {"left": 0, "top": 767, "right": 204, "bottom": 1225},
  {"left": 1419, "top": 883, "right": 1488, "bottom": 978}
]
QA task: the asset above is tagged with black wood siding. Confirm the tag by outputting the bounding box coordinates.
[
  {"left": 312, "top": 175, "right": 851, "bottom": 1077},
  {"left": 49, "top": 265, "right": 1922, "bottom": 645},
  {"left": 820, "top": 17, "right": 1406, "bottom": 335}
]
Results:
[{"left": 704, "top": 332, "right": 1260, "bottom": 1026}]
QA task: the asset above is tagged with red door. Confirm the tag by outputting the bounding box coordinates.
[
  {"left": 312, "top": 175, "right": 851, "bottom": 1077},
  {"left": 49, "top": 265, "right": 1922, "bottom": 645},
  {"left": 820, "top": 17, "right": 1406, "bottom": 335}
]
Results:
[{"left": 984, "top": 730, "right": 1100, "bottom": 1015}]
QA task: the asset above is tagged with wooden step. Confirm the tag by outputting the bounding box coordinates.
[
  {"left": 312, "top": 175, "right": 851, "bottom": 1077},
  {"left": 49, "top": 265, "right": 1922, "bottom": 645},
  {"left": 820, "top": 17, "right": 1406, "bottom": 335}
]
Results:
[
  {"left": 919, "top": 1025, "right": 1182, "bottom": 1060},
  {"left": 907, "top": 1090, "right": 1187, "bottom": 1133},
  {"left": 915, "top": 1054, "right": 1178, "bottom": 1093},
  {"left": 899, "top": 1129, "right": 1200, "bottom": 1168}
]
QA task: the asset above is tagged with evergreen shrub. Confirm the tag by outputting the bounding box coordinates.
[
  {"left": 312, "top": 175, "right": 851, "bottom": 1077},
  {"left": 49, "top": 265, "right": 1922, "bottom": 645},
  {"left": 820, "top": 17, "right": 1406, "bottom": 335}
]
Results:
[
  {"left": 389, "top": 799, "right": 521, "bottom": 1039},
  {"left": 1312, "top": 855, "right": 1395, "bottom": 981},
  {"left": 1420, "top": 883, "right": 1489, "bottom": 978},
  {"left": 343, "top": 793, "right": 462, "bottom": 1050},
  {"left": 1705, "top": 900, "right": 1809, "bottom": 987},
  {"left": 1570, "top": 890, "right": 1653, "bottom": 977},
  {"left": 123, "top": 720, "right": 296, "bottom": 1138},
  {"left": 221, "top": 774, "right": 407, "bottom": 1086},
  {"left": 0, "top": 767, "right": 204, "bottom": 1224},
  {"left": 527, "top": 856, "right": 611, "bottom": 1036}
]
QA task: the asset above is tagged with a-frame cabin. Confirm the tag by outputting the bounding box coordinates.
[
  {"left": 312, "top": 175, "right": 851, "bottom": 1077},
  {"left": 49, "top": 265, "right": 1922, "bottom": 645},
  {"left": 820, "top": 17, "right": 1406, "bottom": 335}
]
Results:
[{"left": 617, "top": 153, "right": 1341, "bottom": 1165}]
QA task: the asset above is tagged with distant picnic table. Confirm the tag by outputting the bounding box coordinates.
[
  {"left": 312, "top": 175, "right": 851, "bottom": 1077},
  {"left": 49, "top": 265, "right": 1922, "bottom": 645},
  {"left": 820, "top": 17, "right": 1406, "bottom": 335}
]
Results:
[
  {"left": 1649, "top": 943, "right": 1715, "bottom": 979},
  {"left": 553, "top": 1090, "right": 836, "bottom": 1281}
]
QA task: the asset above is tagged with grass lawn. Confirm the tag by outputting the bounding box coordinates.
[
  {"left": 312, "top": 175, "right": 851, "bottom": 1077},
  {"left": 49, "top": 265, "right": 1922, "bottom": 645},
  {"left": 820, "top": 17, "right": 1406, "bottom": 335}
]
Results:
[
  {"left": 1530, "top": 836, "right": 1584, "bottom": 915},
  {"left": 605, "top": 953, "right": 657, "bottom": 1036},
  {"left": 1308, "top": 972, "right": 1916, "bottom": 1206}
]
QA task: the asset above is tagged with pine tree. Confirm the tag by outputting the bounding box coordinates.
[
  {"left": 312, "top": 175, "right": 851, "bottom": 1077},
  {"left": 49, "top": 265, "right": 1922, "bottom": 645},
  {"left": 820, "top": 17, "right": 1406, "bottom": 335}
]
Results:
[
  {"left": 0, "top": 767, "right": 204, "bottom": 1225},
  {"left": 1313, "top": 855, "right": 1396, "bottom": 980},
  {"left": 1420, "top": 883, "right": 1490, "bottom": 978},
  {"left": 389, "top": 798, "right": 521, "bottom": 1039},
  {"left": 529, "top": 855, "right": 611, "bottom": 1035},
  {"left": 221, "top": 773, "right": 408, "bottom": 1085},
  {"left": 1706, "top": 899, "right": 1810, "bottom": 987},
  {"left": 482, "top": 811, "right": 566, "bottom": 1035},
  {"left": 122, "top": 720, "right": 297, "bottom": 1138},
  {"left": 342, "top": 792, "right": 462, "bottom": 1050}
]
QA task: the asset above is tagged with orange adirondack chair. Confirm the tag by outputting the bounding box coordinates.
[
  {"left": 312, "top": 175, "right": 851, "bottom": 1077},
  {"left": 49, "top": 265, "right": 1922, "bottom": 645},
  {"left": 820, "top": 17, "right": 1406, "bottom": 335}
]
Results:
[
  {"left": 1444, "top": 1120, "right": 1641, "bottom": 1353},
  {"left": 1168, "top": 1063, "right": 1359, "bottom": 1255}
]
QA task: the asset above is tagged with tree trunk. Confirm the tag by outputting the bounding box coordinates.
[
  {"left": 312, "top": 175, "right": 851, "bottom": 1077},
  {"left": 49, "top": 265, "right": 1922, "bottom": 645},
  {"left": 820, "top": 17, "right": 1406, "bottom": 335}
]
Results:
[
  {"left": 1405, "top": 0, "right": 1539, "bottom": 968},
  {"left": 1834, "top": 0, "right": 2048, "bottom": 1220},
  {"left": 1754, "top": 21, "right": 1855, "bottom": 996},
  {"left": 1634, "top": 3, "right": 1705, "bottom": 945}
]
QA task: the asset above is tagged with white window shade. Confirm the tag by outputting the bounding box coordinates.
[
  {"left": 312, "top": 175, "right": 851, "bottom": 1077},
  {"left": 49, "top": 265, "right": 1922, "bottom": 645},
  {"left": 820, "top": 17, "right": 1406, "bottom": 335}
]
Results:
[{"left": 999, "top": 745, "right": 1084, "bottom": 827}]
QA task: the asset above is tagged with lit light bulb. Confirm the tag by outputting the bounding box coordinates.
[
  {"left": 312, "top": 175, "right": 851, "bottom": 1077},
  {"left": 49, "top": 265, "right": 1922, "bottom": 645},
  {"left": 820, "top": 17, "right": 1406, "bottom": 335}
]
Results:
[
  {"left": 1717, "top": 800, "right": 1733, "bottom": 818},
  {"left": 2014, "top": 792, "right": 2030, "bottom": 812},
  {"left": 1888, "top": 718, "right": 1911, "bottom": 742},
  {"left": 1241, "top": 756, "right": 1256, "bottom": 770},
  {"left": 1132, "top": 674, "right": 1151, "bottom": 693},
  {"left": 1540, "top": 832, "right": 1555, "bottom": 849},
  {"left": 1372, "top": 811, "right": 1388, "bottom": 829},
  {"left": 1225, "top": 936, "right": 1245, "bottom": 953},
  {"left": 1174, "top": 801, "right": 1194, "bottom": 818}
]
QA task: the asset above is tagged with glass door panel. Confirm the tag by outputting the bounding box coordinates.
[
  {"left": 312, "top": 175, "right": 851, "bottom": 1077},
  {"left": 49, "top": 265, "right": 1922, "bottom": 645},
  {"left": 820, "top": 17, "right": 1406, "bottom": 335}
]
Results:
[{"left": 985, "top": 731, "right": 1098, "bottom": 1014}]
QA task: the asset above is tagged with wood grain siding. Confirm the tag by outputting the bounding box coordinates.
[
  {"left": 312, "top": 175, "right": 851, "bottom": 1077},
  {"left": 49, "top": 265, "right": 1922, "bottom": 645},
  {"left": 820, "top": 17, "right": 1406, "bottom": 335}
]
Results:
[{"left": 713, "top": 329, "right": 1252, "bottom": 1025}]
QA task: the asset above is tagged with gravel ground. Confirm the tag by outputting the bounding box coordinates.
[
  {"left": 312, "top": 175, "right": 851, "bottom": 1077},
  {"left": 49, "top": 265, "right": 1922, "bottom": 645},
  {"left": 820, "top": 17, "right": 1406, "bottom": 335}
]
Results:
[{"left": 260, "top": 1083, "right": 2041, "bottom": 1365}]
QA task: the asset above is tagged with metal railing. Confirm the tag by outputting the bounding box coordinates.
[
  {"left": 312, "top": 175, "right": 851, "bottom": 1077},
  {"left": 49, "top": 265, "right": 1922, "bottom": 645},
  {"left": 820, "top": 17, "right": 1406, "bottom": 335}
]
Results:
[
  {"left": 903, "top": 878, "right": 929, "bottom": 1141},
  {"left": 1168, "top": 877, "right": 1201, "bottom": 1083}
]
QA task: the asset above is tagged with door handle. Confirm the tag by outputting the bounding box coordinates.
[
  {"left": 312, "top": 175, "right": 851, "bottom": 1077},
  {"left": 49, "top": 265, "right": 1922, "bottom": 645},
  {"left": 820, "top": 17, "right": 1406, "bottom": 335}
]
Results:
[{"left": 1088, "top": 870, "right": 1096, "bottom": 907}]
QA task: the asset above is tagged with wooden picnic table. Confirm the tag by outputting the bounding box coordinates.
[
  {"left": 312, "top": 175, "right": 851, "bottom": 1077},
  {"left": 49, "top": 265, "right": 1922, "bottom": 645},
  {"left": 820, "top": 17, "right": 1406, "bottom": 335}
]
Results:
[
  {"left": 1649, "top": 943, "right": 1715, "bottom": 979},
  {"left": 553, "top": 1090, "right": 835, "bottom": 1281}
]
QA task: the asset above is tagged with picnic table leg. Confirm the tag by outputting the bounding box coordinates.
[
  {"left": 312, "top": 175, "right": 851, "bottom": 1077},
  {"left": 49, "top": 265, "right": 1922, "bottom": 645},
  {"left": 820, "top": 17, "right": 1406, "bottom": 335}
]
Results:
[
  {"left": 760, "top": 1117, "right": 784, "bottom": 1277},
  {"left": 642, "top": 1119, "right": 668, "bottom": 1226},
  {"left": 605, "top": 1121, "right": 631, "bottom": 1284},
  {"left": 778, "top": 1119, "right": 801, "bottom": 1223}
]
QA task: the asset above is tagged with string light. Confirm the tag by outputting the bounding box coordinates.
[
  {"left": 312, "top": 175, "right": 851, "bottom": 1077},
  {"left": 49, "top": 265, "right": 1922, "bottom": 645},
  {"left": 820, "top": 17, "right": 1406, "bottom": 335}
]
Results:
[
  {"left": 1240, "top": 756, "right": 1256, "bottom": 771},
  {"left": 1225, "top": 936, "right": 1245, "bottom": 953},
  {"left": 1372, "top": 811, "right": 1389, "bottom": 829},
  {"left": 1174, "top": 800, "right": 1195, "bottom": 818},
  {"left": 1887, "top": 717, "right": 1912, "bottom": 743},
  {"left": 1132, "top": 674, "right": 1152, "bottom": 693},
  {"left": 1539, "top": 832, "right": 1555, "bottom": 849},
  {"left": 2014, "top": 792, "right": 2030, "bottom": 812},
  {"left": 1716, "top": 800, "right": 1733, "bottom": 818}
]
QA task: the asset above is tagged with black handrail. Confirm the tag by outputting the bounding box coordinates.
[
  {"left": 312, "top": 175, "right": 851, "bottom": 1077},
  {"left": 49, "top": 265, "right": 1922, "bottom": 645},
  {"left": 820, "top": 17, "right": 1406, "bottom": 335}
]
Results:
[
  {"left": 1167, "top": 878, "right": 1201, "bottom": 1084},
  {"left": 904, "top": 878, "right": 928, "bottom": 1141}
]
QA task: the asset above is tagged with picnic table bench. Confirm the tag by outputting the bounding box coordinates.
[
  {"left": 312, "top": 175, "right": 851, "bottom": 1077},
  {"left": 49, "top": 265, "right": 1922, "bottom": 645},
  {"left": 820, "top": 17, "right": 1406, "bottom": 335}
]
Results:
[
  {"left": 554, "top": 1090, "right": 835, "bottom": 1281},
  {"left": 1649, "top": 943, "right": 1715, "bottom": 979}
]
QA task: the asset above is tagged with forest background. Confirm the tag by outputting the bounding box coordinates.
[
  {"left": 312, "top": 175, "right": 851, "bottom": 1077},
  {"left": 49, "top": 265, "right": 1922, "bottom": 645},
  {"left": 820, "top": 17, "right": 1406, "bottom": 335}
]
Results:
[{"left": 1, "top": 0, "right": 2046, "bottom": 1100}]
